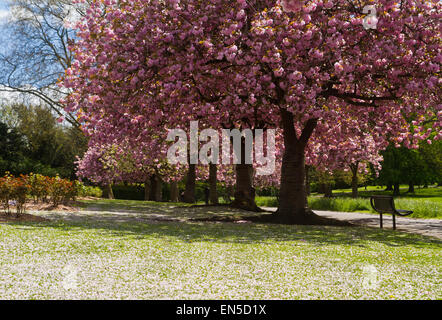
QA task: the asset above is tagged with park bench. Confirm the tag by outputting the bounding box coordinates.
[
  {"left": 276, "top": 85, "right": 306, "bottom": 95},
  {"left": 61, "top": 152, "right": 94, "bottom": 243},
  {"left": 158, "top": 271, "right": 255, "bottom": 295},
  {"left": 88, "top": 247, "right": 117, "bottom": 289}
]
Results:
[{"left": 370, "top": 195, "right": 413, "bottom": 230}]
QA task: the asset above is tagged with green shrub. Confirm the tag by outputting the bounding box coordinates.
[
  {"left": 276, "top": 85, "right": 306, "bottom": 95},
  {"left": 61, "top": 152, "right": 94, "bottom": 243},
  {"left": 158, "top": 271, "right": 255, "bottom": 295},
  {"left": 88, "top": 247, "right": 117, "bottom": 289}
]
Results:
[
  {"left": 28, "top": 173, "right": 50, "bottom": 203},
  {"left": 76, "top": 182, "right": 103, "bottom": 198},
  {"left": 112, "top": 184, "right": 145, "bottom": 200},
  {"left": 255, "top": 196, "right": 279, "bottom": 207}
]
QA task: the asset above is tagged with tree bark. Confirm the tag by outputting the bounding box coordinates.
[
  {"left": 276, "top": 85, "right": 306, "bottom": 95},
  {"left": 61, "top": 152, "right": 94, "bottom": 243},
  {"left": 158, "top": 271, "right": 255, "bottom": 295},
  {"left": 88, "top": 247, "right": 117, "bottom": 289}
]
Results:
[
  {"left": 144, "top": 177, "right": 150, "bottom": 201},
  {"left": 408, "top": 182, "right": 415, "bottom": 193},
  {"left": 209, "top": 163, "right": 219, "bottom": 204},
  {"left": 149, "top": 174, "right": 162, "bottom": 202},
  {"left": 323, "top": 184, "right": 333, "bottom": 198},
  {"left": 183, "top": 164, "right": 196, "bottom": 203},
  {"left": 305, "top": 165, "right": 311, "bottom": 196},
  {"left": 350, "top": 162, "right": 359, "bottom": 198},
  {"left": 103, "top": 184, "right": 114, "bottom": 199},
  {"left": 230, "top": 135, "right": 260, "bottom": 211},
  {"left": 231, "top": 163, "right": 260, "bottom": 211},
  {"left": 170, "top": 180, "right": 179, "bottom": 202},
  {"left": 273, "top": 110, "right": 322, "bottom": 224}
]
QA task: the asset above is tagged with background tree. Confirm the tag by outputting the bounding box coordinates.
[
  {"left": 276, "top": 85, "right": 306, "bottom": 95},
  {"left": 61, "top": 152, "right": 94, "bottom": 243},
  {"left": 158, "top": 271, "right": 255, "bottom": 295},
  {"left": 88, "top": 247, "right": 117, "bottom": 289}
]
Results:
[
  {"left": 378, "top": 142, "right": 440, "bottom": 194},
  {"left": 0, "top": 102, "right": 87, "bottom": 177},
  {"left": 0, "top": 0, "right": 88, "bottom": 128},
  {"left": 0, "top": 121, "right": 27, "bottom": 175},
  {"left": 418, "top": 140, "right": 442, "bottom": 187}
]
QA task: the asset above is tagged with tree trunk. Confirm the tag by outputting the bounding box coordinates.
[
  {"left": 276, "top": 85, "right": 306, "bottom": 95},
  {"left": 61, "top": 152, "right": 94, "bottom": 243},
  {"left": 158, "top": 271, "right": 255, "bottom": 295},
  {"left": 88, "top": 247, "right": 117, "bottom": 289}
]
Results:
[
  {"left": 323, "top": 184, "right": 333, "bottom": 198},
  {"left": 155, "top": 178, "right": 162, "bottom": 202},
  {"left": 170, "top": 180, "right": 179, "bottom": 202},
  {"left": 209, "top": 163, "right": 218, "bottom": 204},
  {"left": 305, "top": 165, "right": 311, "bottom": 196},
  {"left": 393, "top": 183, "right": 400, "bottom": 196},
  {"left": 350, "top": 162, "right": 359, "bottom": 198},
  {"left": 408, "top": 182, "right": 415, "bottom": 193},
  {"left": 103, "top": 184, "right": 114, "bottom": 199},
  {"left": 273, "top": 110, "right": 321, "bottom": 224},
  {"left": 183, "top": 164, "right": 196, "bottom": 203},
  {"left": 231, "top": 137, "right": 259, "bottom": 211},
  {"left": 275, "top": 141, "right": 311, "bottom": 223},
  {"left": 144, "top": 177, "right": 150, "bottom": 201},
  {"left": 149, "top": 174, "right": 162, "bottom": 202},
  {"left": 230, "top": 163, "right": 260, "bottom": 211}
]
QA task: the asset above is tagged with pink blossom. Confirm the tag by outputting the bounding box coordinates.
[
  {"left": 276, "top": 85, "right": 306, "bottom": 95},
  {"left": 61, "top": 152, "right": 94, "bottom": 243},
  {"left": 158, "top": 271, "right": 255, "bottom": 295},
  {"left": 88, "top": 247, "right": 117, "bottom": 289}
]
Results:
[{"left": 281, "top": 0, "right": 303, "bottom": 13}]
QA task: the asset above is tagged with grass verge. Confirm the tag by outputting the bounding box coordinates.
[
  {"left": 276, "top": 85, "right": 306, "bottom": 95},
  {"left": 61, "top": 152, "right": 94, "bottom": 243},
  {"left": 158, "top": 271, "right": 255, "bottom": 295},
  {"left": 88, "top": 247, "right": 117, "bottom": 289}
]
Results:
[{"left": 256, "top": 187, "right": 442, "bottom": 219}]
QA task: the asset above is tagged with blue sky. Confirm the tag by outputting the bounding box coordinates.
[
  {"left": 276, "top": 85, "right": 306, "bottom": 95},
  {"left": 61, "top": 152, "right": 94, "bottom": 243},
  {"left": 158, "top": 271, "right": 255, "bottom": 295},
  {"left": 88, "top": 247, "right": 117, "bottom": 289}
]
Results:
[
  {"left": 0, "top": 0, "right": 8, "bottom": 9},
  {"left": 0, "top": 0, "right": 10, "bottom": 58}
]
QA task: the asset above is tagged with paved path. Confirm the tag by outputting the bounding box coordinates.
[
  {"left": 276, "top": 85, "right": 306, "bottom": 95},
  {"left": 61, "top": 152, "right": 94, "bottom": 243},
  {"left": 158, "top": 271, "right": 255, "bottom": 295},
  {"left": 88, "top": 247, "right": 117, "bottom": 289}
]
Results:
[{"left": 263, "top": 208, "right": 442, "bottom": 240}]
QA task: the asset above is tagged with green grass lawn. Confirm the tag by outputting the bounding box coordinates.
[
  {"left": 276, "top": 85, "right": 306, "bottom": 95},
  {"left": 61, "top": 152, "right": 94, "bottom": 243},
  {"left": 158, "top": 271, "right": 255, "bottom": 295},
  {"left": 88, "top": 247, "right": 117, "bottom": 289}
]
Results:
[
  {"left": 256, "top": 186, "right": 442, "bottom": 219},
  {"left": 0, "top": 200, "right": 441, "bottom": 299}
]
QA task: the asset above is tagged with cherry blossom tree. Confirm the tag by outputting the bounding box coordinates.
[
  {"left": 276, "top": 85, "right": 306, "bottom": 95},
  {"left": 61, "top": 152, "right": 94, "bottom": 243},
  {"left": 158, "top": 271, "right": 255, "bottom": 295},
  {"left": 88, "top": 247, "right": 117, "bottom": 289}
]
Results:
[{"left": 63, "top": 0, "right": 441, "bottom": 224}]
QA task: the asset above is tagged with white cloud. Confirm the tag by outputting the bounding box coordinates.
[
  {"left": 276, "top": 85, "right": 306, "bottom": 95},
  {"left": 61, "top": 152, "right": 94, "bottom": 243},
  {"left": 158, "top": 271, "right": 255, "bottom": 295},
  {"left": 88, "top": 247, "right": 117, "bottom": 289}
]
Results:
[
  {"left": 0, "top": 8, "right": 9, "bottom": 18},
  {"left": 0, "top": 9, "right": 10, "bottom": 23}
]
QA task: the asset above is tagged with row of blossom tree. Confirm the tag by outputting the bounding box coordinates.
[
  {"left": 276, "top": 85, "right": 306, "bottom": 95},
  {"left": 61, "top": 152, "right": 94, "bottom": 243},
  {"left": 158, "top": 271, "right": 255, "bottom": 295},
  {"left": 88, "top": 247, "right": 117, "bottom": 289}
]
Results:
[{"left": 62, "top": 0, "right": 440, "bottom": 224}]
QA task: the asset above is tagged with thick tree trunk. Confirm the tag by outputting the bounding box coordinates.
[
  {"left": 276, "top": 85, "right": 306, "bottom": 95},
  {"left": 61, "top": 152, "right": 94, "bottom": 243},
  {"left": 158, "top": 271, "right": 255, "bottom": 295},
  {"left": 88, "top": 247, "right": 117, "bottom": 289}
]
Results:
[
  {"left": 230, "top": 136, "right": 259, "bottom": 211},
  {"left": 275, "top": 141, "right": 310, "bottom": 223},
  {"left": 273, "top": 110, "right": 323, "bottom": 224},
  {"left": 393, "top": 183, "right": 400, "bottom": 196},
  {"left": 183, "top": 164, "right": 196, "bottom": 203},
  {"left": 350, "top": 162, "right": 359, "bottom": 198},
  {"left": 408, "top": 182, "right": 415, "bottom": 193},
  {"left": 231, "top": 163, "right": 260, "bottom": 211},
  {"left": 209, "top": 163, "right": 219, "bottom": 204},
  {"left": 149, "top": 174, "right": 162, "bottom": 202},
  {"left": 170, "top": 180, "right": 179, "bottom": 202},
  {"left": 103, "top": 184, "right": 114, "bottom": 199},
  {"left": 305, "top": 165, "right": 311, "bottom": 196}
]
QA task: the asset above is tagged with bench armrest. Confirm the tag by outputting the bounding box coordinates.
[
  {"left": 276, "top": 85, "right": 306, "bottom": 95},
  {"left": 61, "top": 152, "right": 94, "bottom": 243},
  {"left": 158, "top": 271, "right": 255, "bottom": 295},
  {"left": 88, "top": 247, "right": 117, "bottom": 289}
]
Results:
[{"left": 395, "top": 209, "right": 413, "bottom": 217}]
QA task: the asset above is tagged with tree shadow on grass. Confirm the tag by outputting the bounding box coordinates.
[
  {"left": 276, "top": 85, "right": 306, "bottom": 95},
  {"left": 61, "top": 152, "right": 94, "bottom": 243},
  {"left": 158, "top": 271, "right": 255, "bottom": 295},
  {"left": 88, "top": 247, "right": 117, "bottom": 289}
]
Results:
[
  {"left": 5, "top": 217, "right": 441, "bottom": 250},
  {"left": 32, "top": 203, "right": 262, "bottom": 225}
]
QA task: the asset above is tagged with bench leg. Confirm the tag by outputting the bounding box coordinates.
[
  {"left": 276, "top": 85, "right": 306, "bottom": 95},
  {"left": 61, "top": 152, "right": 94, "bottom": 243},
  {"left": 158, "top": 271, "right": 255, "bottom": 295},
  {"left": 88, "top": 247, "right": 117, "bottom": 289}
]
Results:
[
  {"left": 380, "top": 213, "right": 383, "bottom": 229},
  {"left": 393, "top": 214, "right": 396, "bottom": 230}
]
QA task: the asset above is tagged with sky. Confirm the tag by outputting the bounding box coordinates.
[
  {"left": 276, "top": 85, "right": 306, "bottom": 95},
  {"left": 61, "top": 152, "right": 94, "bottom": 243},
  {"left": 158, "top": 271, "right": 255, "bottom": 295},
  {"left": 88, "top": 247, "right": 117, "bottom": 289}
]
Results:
[
  {"left": 0, "top": 0, "right": 11, "bottom": 104},
  {"left": 0, "top": 0, "right": 68, "bottom": 109},
  {"left": 0, "top": 0, "right": 10, "bottom": 25}
]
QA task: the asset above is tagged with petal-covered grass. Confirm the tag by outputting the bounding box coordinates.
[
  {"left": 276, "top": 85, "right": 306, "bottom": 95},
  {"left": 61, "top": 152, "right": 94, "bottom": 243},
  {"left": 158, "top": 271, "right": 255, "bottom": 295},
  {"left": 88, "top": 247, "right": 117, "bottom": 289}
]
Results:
[{"left": 0, "top": 204, "right": 440, "bottom": 299}]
